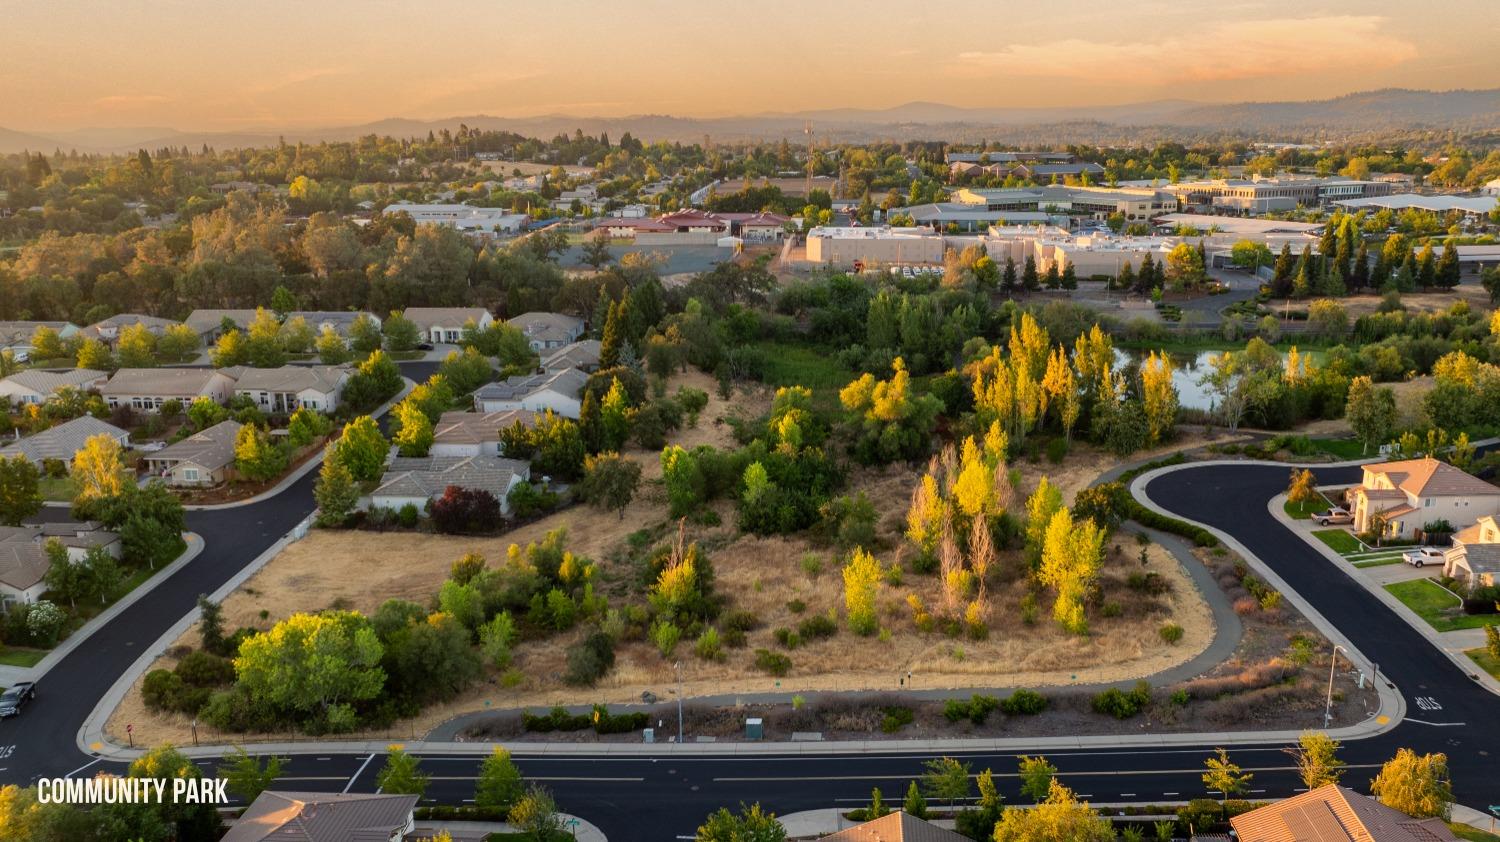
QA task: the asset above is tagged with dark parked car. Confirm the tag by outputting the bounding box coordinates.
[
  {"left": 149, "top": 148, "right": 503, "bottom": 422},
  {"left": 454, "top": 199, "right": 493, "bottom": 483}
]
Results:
[
  {"left": 415, "top": 342, "right": 434, "bottom": 351},
  {"left": 0, "top": 681, "right": 35, "bottom": 718}
]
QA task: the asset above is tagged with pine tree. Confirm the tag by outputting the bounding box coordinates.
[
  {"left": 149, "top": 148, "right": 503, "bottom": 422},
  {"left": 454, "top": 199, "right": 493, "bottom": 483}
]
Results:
[{"left": 598, "top": 300, "right": 623, "bottom": 369}]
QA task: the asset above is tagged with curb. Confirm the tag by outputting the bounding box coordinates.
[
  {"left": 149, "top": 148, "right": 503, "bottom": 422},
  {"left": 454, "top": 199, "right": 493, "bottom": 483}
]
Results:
[
  {"left": 1128, "top": 460, "right": 1406, "bottom": 739},
  {"left": 1267, "top": 492, "right": 1500, "bottom": 699},
  {"left": 0, "top": 533, "right": 205, "bottom": 685}
]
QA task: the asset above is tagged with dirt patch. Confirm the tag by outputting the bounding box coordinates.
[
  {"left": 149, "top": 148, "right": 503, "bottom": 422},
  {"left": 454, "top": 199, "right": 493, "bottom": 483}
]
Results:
[
  {"left": 1339, "top": 287, "right": 1491, "bottom": 320},
  {"left": 1387, "top": 376, "right": 1433, "bottom": 429}
]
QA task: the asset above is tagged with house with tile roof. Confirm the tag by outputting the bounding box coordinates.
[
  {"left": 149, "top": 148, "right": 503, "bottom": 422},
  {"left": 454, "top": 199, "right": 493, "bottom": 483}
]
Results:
[
  {"left": 0, "top": 522, "right": 121, "bottom": 607},
  {"left": 143, "top": 420, "right": 243, "bottom": 487},
  {"left": 221, "top": 791, "right": 418, "bottom": 842},
  {"left": 185, "top": 309, "right": 381, "bottom": 343},
  {"left": 0, "top": 416, "right": 130, "bottom": 465},
  {"left": 101, "top": 368, "right": 236, "bottom": 413},
  {"left": 0, "top": 368, "right": 109, "bottom": 407},
  {"left": 507, "top": 312, "right": 586, "bottom": 351},
  {"left": 541, "top": 339, "right": 601, "bottom": 373},
  {"left": 815, "top": 811, "right": 970, "bottom": 842},
  {"left": 431, "top": 409, "right": 537, "bottom": 457},
  {"left": 370, "top": 455, "right": 531, "bottom": 515},
  {"left": 227, "top": 365, "right": 350, "bottom": 414},
  {"left": 0, "top": 320, "right": 79, "bottom": 361},
  {"left": 1349, "top": 457, "right": 1500, "bottom": 540},
  {"left": 401, "top": 307, "right": 493, "bottom": 344},
  {"left": 472, "top": 367, "right": 587, "bottom": 418},
  {"left": 1229, "top": 783, "right": 1456, "bottom": 841},
  {"left": 1444, "top": 514, "right": 1500, "bottom": 588}
]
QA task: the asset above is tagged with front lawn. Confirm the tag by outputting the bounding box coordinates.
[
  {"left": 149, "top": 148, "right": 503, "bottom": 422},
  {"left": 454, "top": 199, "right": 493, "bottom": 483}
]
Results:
[
  {"left": 1466, "top": 648, "right": 1500, "bottom": 680},
  {"left": 1385, "top": 579, "right": 1500, "bottom": 632},
  {"left": 1312, "top": 529, "right": 1362, "bottom": 555},
  {"left": 1449, "top": 822, "right": 1500, "bottom": 842},
  {"left": 0, "top": 647, "right": 47, "bottom": 668},
  {"left": 37, "top": 476, "right": 78, "bottom": 502},
  {"left": 1284, "top": 494, "right": 1330, "bottom": 519},
  {"left": 1353, "top": 555, "right": 1405, "bottom": 568}
]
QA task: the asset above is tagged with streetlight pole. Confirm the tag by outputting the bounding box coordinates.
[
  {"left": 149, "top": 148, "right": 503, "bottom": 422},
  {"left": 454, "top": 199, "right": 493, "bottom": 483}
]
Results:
[
  {"left": 1324, "top": 644, "right": 1349, "bottom": 729},
  {"left": 674, "top": 661, "right": 684, "bottom": 745}
]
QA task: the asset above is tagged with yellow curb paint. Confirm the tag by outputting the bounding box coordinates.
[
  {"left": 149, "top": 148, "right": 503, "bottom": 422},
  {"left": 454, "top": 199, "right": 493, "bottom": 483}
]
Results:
[{"left": 1376, "top": 715, "right": 1389, "bottom": 725}]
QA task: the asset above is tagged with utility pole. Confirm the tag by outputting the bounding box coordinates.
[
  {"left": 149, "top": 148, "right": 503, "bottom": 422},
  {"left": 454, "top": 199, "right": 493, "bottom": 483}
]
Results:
[{"left": 1324, "top": 644, "right": 1348, "bottom": 728}]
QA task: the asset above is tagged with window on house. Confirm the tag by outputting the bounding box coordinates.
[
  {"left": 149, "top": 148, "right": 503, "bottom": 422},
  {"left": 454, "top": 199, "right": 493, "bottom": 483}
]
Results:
[{"left": 184, "top": 468, "right": 199, "bottom": 481}]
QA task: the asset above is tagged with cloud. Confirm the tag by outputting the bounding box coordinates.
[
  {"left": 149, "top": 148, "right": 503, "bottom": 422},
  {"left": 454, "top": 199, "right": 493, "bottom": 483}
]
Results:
[
  {"left": 955, "top": 16, "right": 1417, "bottom": 85},
  {"left": 92, "top": 93, "right": 170, "bottom": 109}
]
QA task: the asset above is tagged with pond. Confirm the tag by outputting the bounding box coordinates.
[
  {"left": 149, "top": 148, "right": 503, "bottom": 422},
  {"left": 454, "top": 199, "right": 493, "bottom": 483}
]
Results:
[{"left": 1114, "top": 347, "right": 1319, "bottom": 411}]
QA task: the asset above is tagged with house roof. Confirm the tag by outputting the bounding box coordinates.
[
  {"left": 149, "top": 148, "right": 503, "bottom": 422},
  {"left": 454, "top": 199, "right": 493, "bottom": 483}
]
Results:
[
  {"left": 101, "top": 368, "right": 226, "bottom": 398},
  {"left": 0, "top": 416, "right": 130, "bottom": 463},
  {"left": 373, "top": 454, "right": 530, "bottom": 500},
  {"left": 1229, "top": 784, "right": 1456, "bottom": 842},
  {"left": 148, "top": 420, "right": 243, "bottom": 472},
  {"left": 473, "top": 367, "right": 587, "bottom": 403},
  {"left": 82, "top": 314, "right": 179, "bottom": 337},
  {"left": 229, "top": 365, "right": 349, "bottom": 395},
  {"left": 1364, "top": 457, "right": 1500, "bottom": 498},
  {"left": 1, "top": 368, "right": 107, "bottom": 396},
  {"left": 185, "top": 310, "right": 378, "bottom": 336},
  {"left": 1455, "top": 544, "right": 1500, "bottom": 576},
  {"left": 183, "top": 309, "right": 257, "bottom": 334},
  {"left": 819, "top": 811, "right": 971, "bottom": 842},
  {"left": 507, "top": 311, "right": 585, "bottom": 344},
  {"left": 401, "top": 307, "right": 491, "bottom": 330},
  {"left": 542, "top": 339, "right": 601, "bottom": 371},
  {"left": 0, "top": 321, "right": 75, "bottom": 346},
  {"left": 221, "top": 790, "right": 418, "bottom": 842},
  {"left": 0, "top": 523, "right": 119, "bottom": 592},
  {"left": 432, "top": 410, "right": 537, "bottom": 446}
]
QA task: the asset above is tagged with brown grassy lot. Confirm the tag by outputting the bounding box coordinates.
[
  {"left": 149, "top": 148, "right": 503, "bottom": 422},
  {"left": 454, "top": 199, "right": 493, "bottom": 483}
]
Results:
[{"left": 1339, "top": 286, "right": 1491, "bottom": 319}]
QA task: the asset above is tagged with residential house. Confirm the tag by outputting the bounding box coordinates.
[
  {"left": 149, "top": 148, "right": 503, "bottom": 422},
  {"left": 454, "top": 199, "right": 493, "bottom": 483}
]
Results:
[
  {"left": 0, "top": 320, "right": 79, "bottom": 362},
  {"left": 101, "top": 368, "right": 235, "bottom": 413},
  {"left": 541, "top": 339, "right": 601, "bottom": 372},
  {"left": 294, "top": 311, "right": 381, "bottom": 340},
  {"left": 1349, "top": 457, "right": 1500, "bottom": 540},
  {"left": 185, "top": 309, "right": 381, "bottom": 343},
  {"left": 370, "top": 455, "right": 531, "bottom": 515},
  {"left": 431, "top": 409, "right": 537, "bottom": 457},
  {"left": 472, "top": 367, "right": 588, "bottom": 418},
  {"left": 507, "top": 312, "right": 585, "bottom": 351},
  {"left": 143, "top": 420, "right": 243, "bottom": 487},
  {"left": 402, "top": 307, "right": 493, "bottom": 344},
  {"left": 221, "top": 791, "right": 418, "bottom": 842},
  {"left": 227, "top": 365, "right": 350, "bottom": 413},
  {"left": 815, "top": 810, "right": 970, "bottom": 842},
  {"left": 1230, "top": 783, "right": 1457, "bottom": 841},
  {"left": 0, "top": 416, "right": 131, "bottom": 464},
  {"left": 0, "top": 522, "right": 122, "bottom": 608},
  {"left": 0, "top": 369, "right": 108, "bottom": 407},
  {"left": 81, "top": 314, "right": 180, "bottom": 347},
  {"left": 1444, "top": 514, "right": 1500, "bottom": 588}
]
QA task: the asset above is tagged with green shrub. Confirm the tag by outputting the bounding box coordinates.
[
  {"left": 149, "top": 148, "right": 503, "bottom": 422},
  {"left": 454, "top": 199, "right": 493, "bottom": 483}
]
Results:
[
  {"left": 786, "top": 598, "right": 806, "bottom": 614},
  {"left": 773, "top": 627, "right": 801, "bottom": 649},
  {"left": 1092, "top": 681, "right": 1152, "bottom": 719},
  {"left": 174, "top": 650, "right": 235, "bottom": 687},
  {"left": 880, "top": 706, "right": 914, "bottom": 733},
  {"left": 1159, "top": 622, "right": 1184, "bottom": 644},
  {"left": 398, "top": 503, "right": 420, "bottom": 528},
  {"left": 722, "top": 610, "right": 760, "bottom": 632},
  {"left": 1045, "top": 438, "right": 1069, "bottom": 464},
  {"left": 1170, "top": 689, "right": 1190, "bottom": 706},
  {"left": 754, "top": 648, "right": 791, "bottom": 676},
  {"left": 564, "top": 631, "right": 616, "bottom": 686},
  {"left": 797, "top": 613, "right": 837, "bottom": 641},
  {"left": 695, "top": 627, "right": 724, "bottom": 661},
  {"left": 942, "top": 694, "right": 1000, "bottom": 725},
  {"left": 999, "top": 688, "right": 1048, "bottom": 716}
]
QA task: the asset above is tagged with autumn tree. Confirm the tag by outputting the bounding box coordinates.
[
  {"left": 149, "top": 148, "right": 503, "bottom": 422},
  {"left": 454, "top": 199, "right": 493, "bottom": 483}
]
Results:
[
  {"left": 1139, "top": 351, "right": 1177, "bottom": 444},
  {"left": 1202, "top": 748, "right": 1252, "bottom": 815},
  {"left": 234, "top": 423, "right": 289, "bottom": 482},
  {"left": 993, "top": 779, "right": 1113, "bottom": 842},
  {"left": 474, "top": 747, "right": 525, "bottom": 813},
  {"left": 313, "top": 447, "right": 359, "bottom": 526},
  {"left": 1023, "top": 477, "right": 1063, "bottom": 571},
  {"left": 71, "top": 433, "right": 131, "bottom": 512},
  {"left": 330, "top": 415, "right": 388, "bottom": 481},
  {"left": 842, "top": 548, "right": 881, "bottom": 635},
  {"left": 1370, "top": 749, "right": 1452, "bottom": 820},
  {"left": 1287, "top": 469, "right": 1318, "bottom": 507},
  {"left": 376, "top": 746, "right": 429, "bottom": 797},
  {"left": 1018, "top": 755, "right": 1058, "bottom": 802},
  {"left": 392, "top": 400, "right": 434, "bottom": 457},
  {"left": 1039, "top": 508, "right": 1105, "bottom": 634},
  {"left": 1287, "top": 731, "right": 1345, "bottom": 790}
]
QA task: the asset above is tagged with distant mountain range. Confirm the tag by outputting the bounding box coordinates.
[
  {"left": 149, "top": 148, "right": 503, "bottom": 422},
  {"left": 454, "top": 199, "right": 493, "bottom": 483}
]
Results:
[{"left": 4, "top": 88, "right": 1499, "bottom": 155}]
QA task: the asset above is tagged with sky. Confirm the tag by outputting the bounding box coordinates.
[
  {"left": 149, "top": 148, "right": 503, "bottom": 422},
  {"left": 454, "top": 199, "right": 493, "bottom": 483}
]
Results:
[{"left": 2, "top": 0, "right": 1498, "bottom": 132}]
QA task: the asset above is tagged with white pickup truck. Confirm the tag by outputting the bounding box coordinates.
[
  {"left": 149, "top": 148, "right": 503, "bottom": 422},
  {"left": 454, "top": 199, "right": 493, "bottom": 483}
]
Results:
[{"left": 1402, "top": 547, "right": 1445, "bottom": 568}]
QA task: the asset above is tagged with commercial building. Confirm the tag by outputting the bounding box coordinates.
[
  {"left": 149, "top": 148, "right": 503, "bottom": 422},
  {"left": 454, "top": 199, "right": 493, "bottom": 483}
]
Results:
[
  {"left": 1165, "top": 176, "right": 1393, "bottom": 213},
  {"left": 1332, "top": 193, "right": 1498, "bottom": 218},
  {"left": 805, "top": 226, "right": 946, "bottom": 267},
  {"left": 948, "top": 185, "right": 1179, "bottom": 222},
  {"left": 376, "top": 202, "right": 528, "bottom": 234}
]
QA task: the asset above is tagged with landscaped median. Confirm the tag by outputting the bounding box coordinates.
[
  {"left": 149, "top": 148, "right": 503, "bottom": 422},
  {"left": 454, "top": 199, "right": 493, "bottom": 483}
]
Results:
[{"left": 1310, "top": 530, "right": 1408, "bottom": 568}]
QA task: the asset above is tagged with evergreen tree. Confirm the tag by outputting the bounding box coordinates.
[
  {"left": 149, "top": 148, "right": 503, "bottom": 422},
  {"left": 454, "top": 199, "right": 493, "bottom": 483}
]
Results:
[
  {"left": 599, "top": 300, "right": 624, "bottom": 369},
  {"left": 1022, "top": 255, "right": 1039, "bottom": 291}
]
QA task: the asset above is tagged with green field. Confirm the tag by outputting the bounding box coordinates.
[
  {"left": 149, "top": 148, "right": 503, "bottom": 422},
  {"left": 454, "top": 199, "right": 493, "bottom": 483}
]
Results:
[
  {"left": 1312, "top": 529, "right": 1362, "bottom": 554},
  {"left": 1385, "top": 579, "right": 1500, "bottom": 632},
  {"left": 0, "top": 647, "right": 47, "bottom": 668}
]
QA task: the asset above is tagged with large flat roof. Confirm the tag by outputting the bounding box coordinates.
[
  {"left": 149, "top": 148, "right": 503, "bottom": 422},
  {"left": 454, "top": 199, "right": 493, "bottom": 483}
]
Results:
[{"left": 1333, "top": 194, "right": 1498, "bottom": 214}]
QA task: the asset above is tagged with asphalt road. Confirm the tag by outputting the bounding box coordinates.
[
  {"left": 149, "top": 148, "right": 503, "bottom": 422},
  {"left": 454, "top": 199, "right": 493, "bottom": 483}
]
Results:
[{"left": 2, "top": 427, "right": 1497, "bottom": 840}]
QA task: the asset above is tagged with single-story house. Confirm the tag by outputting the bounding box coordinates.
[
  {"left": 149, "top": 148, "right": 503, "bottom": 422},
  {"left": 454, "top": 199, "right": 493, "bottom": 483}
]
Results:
[
  {"left": 221, "top": 791, "right": 418, "bottom": 842},
  {"left": 0, "top": 368, "right": 109, "bottom": 407},
  {"left": 80, "top": 313, "right": 180, "bottom": 346},
  {"left": 0, "top": 522, "right": 122, "bottom": 608},
  {"left": 0, "top": 416, "right": 131, "bottom": 464},
  {"left": 541, "top": 339, "right": 601, "bottom": 372},
  {"left": 370, "top": 455, "right": 531, "bottom": 515},
  {"left": 402, "top": 307, "right": 493, "bottom": 344},
  {"left": 293, "top": 311, "right": 381, "bottom": 340},
  {"left": 1444, "top": 514, "right": 1500, "bottom": 587},
  {"left": 101, "top": 368, "right": 236, "bottom": 412},
  {"left": 431, "top": 409, "right": 537, "bottom": 457},
  {"left": 185, "top": 309, "right": 381, "bottom": 343},
  {"left": 1230, "top": 783, "right": 1457, "bottom": 841},
  {"left": 507, "top": 312, "right": 585, "bottom": 351},
  {"left": 472, "top": 367, "right": 588, "bottom": 418},
  {"left": 0, "top": 320, "right": 79, "bottom": 361},
  {"left": 143, "top": 420, "right": 243, "bottom": 487},
  {"left": 1349, "top": 457, "right": 1500, "bottom": 541},
  {"left": 818, "top": 810, "right": 970, "bottom": 842},
  {"left": 226, "top": 365, "right": 350, "bottom": 414}
]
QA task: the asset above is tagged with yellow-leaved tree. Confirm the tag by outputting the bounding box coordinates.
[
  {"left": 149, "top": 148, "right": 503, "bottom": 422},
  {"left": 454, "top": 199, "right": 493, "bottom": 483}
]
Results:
[
  {"left": 842, "top": 548, "right": 881, "bottom": 636},
  {"left": 72, "top": 433, "right": 131, "bottom": 509}
]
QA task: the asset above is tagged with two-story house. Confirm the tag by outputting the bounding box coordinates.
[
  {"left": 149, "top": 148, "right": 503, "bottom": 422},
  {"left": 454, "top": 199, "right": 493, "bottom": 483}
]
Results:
[
  {"left": 1444, "top": 514, "right": 1500, "bottom": 588},
  {"left": 1349, "top": 457, "right": 1500, "bottom": 540}
]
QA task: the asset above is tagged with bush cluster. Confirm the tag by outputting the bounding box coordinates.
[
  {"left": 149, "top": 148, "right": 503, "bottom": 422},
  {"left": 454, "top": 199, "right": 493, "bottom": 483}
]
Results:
[{"left": 1091, "top": 681, "right": 1153, "bottom": 719}]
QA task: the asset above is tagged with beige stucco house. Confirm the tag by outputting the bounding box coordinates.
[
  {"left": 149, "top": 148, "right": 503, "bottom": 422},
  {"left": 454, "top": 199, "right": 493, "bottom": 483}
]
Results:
[
  {"left": 143, "top": 420, "right": 243, "bottom": 487},
  {"left": 101, "top": 368, "right": 236, "bottom": 412},
  {"left": 1349, "top": 457, "right": 1500, "bottom": 540},
  {"left": 1444, "top": 514, "right": 1500, "bottom": 588}
]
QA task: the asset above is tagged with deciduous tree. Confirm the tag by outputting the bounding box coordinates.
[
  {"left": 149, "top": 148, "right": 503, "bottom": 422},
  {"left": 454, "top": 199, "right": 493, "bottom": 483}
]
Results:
[{"left": 1370, "top": 749, "right": 1452, "bottom": 820}]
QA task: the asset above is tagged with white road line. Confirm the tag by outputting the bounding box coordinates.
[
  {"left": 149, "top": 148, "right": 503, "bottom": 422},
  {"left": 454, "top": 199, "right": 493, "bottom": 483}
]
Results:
[
  {"left": 1250, "top": 789, "right": 1267, "bottom": 793},
  {"left": 342, "top": 753, "right": 375, "bottom": 794},
  {"left": 1120, "top": 793, "right": 1136, "bottom": 797},
  {"left": 1163, "top": 792, "right": 1179, "bottom": 796},
  {"left": 1406, "top": 719, "right": 1467, "bottom": 727},
  {"left": 64, "top": 757, "right": 103, "bottom": 779}
]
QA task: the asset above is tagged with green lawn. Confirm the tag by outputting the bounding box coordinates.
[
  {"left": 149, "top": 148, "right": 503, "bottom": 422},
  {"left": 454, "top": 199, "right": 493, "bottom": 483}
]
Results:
[
  {"left": 37, "top": 476, "right": 78, "bottom": 502},
  {"left": 1385, "top": 579, "right": 1499, "bottom": 632},
  {"left": 1312, "top": 529, "right": 1362, "bottom": 554},
  {"left": 0, "top": 647, "right": 47, "bottom": 668},
  {"left": 1308, "top": 438, "right": 1368, "bottom": 460},
  {"left": 1353, "top": 555, "right": 1405, "bottom": 568},
  {"left": 1466, "top": 648, "right": 1500, "bottom": 680},
  {"left": 1284, "top": 495, "right": 1330, "bottom": 519},
  {"left": 1449, "top": 822, "right": 1500, "bottom": 842}
]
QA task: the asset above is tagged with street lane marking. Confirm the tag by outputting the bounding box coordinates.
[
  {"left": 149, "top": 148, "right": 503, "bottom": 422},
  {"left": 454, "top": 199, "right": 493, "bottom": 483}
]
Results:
[
  {"left": 1406, "top": 719, "right": 1466, "bottom": 727},
  {"left": 64, "top": 758, "right": 103, "bottom": 779},
  {"left": 713, "top": 763, "right": 1382, "bottom": 783},
  {"left": 342, "top": 753, "right": 375, "bottom": 794}
]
